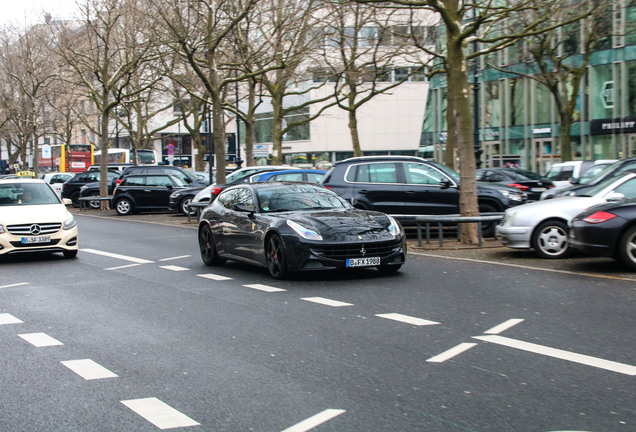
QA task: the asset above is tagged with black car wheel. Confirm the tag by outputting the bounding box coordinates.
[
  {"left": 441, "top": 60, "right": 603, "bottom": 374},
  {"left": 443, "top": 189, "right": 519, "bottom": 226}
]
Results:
[
  {"left": 478, "top": 203, "right": 497, "bottom": 237},
  {"left": 199, "top": 224, "right": 225, "bottom": 266},
  {"left": 115, "top": 198, "right": 134, "bottom": 216},
  {"left": 63, "top": 250, "right": 78, "bottom": 259},
  {"left": 617, "top": 226, "right": 636, "bottom": 270},
  {"left": 88, "top": 191, "right": 101, "bottom": 209},
  {"left": 180, "top": 196, "right": 195, "bottom": 216},
  {"left": 70, "top": 191, "right": 81, "bottom": 208},
  {"left": 266, "top": 234, "right": 287, "bottom": 279},
  {"left": 531, "top": 220, "right": 571, "bottom": 258}
]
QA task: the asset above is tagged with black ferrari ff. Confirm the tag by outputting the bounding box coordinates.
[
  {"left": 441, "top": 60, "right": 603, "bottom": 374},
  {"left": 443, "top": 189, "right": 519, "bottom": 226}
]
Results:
[{"left": 198, "top": 182, "right": 406, "bottom": 279}]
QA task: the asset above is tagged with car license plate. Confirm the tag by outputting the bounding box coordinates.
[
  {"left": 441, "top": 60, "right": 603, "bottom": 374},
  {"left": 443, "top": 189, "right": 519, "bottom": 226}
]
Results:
[
  {"left": 531, "top": 187, "right": 547, "bottom": 192},
  {"left": 21, "top": 236, "right": 50, "bottom": 244},
  {"left": 346, "top": 257, "right": 380, "bottom": 267}
]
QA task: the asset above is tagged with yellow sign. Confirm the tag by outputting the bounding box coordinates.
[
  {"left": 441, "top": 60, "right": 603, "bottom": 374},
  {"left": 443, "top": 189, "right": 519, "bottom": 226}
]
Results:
[{"left": 17, "top": 171, "right": 36, "bottom": 178}]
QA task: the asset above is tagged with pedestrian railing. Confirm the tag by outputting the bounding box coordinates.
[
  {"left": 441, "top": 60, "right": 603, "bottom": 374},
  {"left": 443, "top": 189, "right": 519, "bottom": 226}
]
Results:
[{"left": 414, "top": 213, "right": 505, "bottom": 247}]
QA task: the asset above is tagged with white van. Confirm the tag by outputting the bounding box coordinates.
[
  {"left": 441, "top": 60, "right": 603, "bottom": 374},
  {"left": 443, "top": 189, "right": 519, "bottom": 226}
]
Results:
[{"left": 541, "top": 159, "right": 617, "bottom": 199}]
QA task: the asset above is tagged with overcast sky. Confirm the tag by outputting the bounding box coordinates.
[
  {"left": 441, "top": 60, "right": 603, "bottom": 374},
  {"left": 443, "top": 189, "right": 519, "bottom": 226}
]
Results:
[{"left": 2, "top": 0, "right": 79, "bottom": 27}]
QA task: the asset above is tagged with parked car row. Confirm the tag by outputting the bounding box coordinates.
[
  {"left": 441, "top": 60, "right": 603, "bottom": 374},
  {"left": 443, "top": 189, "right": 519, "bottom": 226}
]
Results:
[{"left": 497, "top": 169, "right": 636, "bottom": 269}]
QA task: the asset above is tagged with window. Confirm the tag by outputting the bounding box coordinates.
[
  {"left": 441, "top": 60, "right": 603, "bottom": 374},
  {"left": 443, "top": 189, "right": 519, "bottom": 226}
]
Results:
[
  {"left": 346, "top": 163, "right": 398, "bottom": 183},
  {"left": 614, "top": 178, "right": 636, "bottom": 198},
  {"left": 404, "top": 162, "right": 447, "bottom": 185},
  {"left": 124, "top": 176, "right": 145, "bottom": 186},
  {"left": 272, "top": 172, "right": 303, "bottom": 181}
]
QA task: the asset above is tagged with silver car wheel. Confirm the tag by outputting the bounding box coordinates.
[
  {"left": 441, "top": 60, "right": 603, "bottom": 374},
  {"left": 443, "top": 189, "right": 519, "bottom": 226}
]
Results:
[{"left": 532, "top": 220, "right": 570, "bottom": 258}]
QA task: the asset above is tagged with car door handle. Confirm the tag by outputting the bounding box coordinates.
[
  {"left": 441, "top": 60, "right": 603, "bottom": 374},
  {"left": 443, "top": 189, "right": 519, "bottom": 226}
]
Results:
[
  {"left": 406, "top": 190, "right": 417, "bottom": 195},
  {"left": 144, "top": 189, "right": 151, "bottom": 192},
  {"left": 359, "top": 189, "right": 368, "bottom": 194}
]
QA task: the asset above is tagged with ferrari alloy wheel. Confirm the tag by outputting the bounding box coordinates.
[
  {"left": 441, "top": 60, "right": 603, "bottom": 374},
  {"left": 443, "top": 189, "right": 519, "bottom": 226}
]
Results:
[
  {"left": 617, "top": 226, "right": 636, "bottom": 270},
  {"left": 115, "top": 198, "right": 133, "bottom": 215},
  {"left": 266, "top": 234, "right": 287, "bottom": 279},
  {"left": 199, "top": 224, "right": 225, "bottom": 266},
  {"left": 531, "top": 220, "right": 571, "bottom": 258}
]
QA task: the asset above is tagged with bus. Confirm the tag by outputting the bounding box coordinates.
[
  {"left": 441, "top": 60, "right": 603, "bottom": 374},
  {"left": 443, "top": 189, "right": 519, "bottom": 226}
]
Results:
[
  {"left": 38, "top": 144, "right": 94, "bottom": 173},
  {"left": 93, "top": 148, "right": 158, "bottom": 166}
]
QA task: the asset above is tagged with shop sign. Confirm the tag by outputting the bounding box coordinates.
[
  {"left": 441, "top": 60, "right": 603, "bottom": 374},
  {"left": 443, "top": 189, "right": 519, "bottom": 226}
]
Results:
[
  {"left": 590, "top": 117, "right": 636, "bottom": 135},
  {"left": 532, "top": 128, "right": 551, "bottom": 134}
]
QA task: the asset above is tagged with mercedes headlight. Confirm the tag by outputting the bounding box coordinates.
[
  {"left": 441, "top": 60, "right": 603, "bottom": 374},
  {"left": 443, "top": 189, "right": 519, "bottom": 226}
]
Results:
[
  {"left": 287, "top": 220, "right": 322, "bottom": 240},
  {"left": 64, "top": 215, "right": 77, "bottom": 230}
]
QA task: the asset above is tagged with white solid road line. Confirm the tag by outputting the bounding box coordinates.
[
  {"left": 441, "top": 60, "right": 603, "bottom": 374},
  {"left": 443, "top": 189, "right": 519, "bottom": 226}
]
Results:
[
  {"left": 105, "top": 263, "right": 142, "bottom": 271},
  {"left": 61, "top": 359, "right": 118, "bottom": 380},
  {"left": 0, "top": 313, "right": 24, "bottom": 325},
  {"left": 376, "top": 313, "right": 440, "bottom": 326},
  {"left": 19, "top": 332, "right": 63, "bottom": 347},
  {"left": 484, "top": 319, "right": 525, "bottom": 335},
  {"left": 474, "top": 335, "right": 636, "bottom": 376},
  {"left": 0, "top": 282, "right": 29, "bottom": 289},
  {"left": 427, "top": 343, "right": 478, "bottom": 363},
  {"left": 243, "top": 283, "right": 286, "bottom": 292},
  {"left": 81, "top": 248, "right": 154, "bottom": 264},
  {"left": 281, "top": 409, "right": 346, "bottom": 432},
  {"left": 301, "top": 297, "right": 353, "bottom": 307},
  {"left": 121, "top": 397, "right": 200, "bottom": 429},
  {"left": 158, "top": 255, "right": 191, "bottom": 261}
]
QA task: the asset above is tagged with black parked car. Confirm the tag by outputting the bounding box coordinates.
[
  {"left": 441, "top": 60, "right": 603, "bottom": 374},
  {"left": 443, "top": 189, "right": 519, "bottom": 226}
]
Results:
[
  {"left": 116, "top": 165, "right": 207, "bottom": 187},
  {"left": 545, "top": 157, "right": 636, "bottom": 199},
  {"left": 62, "top": 169, "right": 121, "bottom": 207},
  {"left": 78, "top": 180, "right": 118, "bottom": 209},
  {"left": 168, "top": 186, "right": 206, "bottom": 216},
  {"left": 111, "top": 173, "right": 189, "bottom": 215},
  {"left": 569, "top": 198, "right": 636, "bottom": 270},
  {"left": 476, "top": 167, "right": 554, "bottom": 201},
  {"left": 320, "top": 156, "right": 527, "bottom": 228},
  {"left": 198, "top": 182, "right": 406, "bottom": 279}
]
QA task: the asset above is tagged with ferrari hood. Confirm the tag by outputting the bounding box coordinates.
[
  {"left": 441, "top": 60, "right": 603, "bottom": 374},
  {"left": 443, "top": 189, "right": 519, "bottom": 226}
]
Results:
[{"left": 286, "top": 209, "right": 396, "bottom": 241}]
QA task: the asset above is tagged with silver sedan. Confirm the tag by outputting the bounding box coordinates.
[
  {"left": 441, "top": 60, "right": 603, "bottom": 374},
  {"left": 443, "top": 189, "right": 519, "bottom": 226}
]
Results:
[{"left": 496, "top": 172, "right": 636, "bottom": 258}]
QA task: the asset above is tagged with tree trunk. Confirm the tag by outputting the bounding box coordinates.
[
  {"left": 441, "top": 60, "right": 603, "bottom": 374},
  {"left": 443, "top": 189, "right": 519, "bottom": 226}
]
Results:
[
  {"left": 349, "top": 109, "right": 362, "bottom": 157},
  {"left": 271, "top": 89, "right": 284, "bottom": 165},
  {"left": 445, "top": 9, "right": 480, "bottom": 244}
]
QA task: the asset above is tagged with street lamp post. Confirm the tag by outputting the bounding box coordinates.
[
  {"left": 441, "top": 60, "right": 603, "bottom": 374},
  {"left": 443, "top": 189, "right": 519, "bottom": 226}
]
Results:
[
  {"left": 207, "top": 104, "right": 214, "bottom": 184},
  {"left": 178, "top": 121, "right": 182, "bottom": 167},
  {"left": 235, "top": 71, "right": 242, "bottom": 169}
]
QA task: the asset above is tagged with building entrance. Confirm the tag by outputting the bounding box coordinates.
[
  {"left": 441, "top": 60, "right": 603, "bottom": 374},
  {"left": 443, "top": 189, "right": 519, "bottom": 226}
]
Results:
[{"left": 532, "top": 139, "right": 559, "bottom": 174}]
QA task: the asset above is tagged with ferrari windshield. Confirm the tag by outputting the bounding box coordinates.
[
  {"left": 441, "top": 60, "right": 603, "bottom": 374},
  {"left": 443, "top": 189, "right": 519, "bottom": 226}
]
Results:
[
  {"left": 0, "top": 182, "right": 61, "bottom": 206},
  {"left": 257, "top": 184, "right": 350, "bottom": 212}
]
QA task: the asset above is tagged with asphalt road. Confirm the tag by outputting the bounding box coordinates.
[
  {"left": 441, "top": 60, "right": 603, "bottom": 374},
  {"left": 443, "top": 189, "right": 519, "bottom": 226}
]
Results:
[{"left": 0, "top": 209, "right": 634, "bottom": 431}]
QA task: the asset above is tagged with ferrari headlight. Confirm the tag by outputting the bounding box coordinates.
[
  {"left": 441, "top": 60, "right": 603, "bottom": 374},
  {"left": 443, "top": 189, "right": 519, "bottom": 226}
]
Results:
[
  {"left": 287, "top": 220, "right": 322, "bottom": 240},
  {"left": 387, "top": 216, "right": 401, "bottom": 236},
  {"left": 64, "top": 215, "right": 77, "bottom": 230}
]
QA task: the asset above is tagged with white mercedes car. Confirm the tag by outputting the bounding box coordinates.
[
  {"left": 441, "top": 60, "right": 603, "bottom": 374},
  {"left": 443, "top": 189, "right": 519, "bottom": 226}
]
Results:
[
  {"left": 0, "top": 178, "right": 79, "bottom": 258},
  {"left": 497, "top": 172, "right": 636, "bottom": 258}
]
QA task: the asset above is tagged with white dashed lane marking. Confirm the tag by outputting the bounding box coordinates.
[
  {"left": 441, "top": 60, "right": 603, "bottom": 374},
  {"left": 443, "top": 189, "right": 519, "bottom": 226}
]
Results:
[
  {"left": 121, "top": 397, "right": 200, "bottom": 429},
  {"left": 0, "top": 313, "right": 24, "bottom": 325},
  {"left": 19, "top": 332, "right": 63, "bottom": 347},
  {"left": 243, "top": 283, "right": 286, "bottom": 293},
  {"left": 105, "top": 264, "right": 142, "bottom": 271},
  {"left": 281, "top": 409, "right": 346, "bottom": 432},
  {"left": 61, "top": 359, "right": 118, "bottom": 380},
  {"left": 160, "top": 265, "right": 190, "bottom": 272},
  {"left": 197, "top": 273, "right": 233, "bottom": 281},
  {"left": 484, "top": 318, "right": 524, "bottom": 334},
  {"left": 427, "top": 343, "right": 478, "bottom": 363},
  {"left": 375, "top": 313, "right": 440, "bottom": 326},
  {"left": 301, "top": 297, "right": 353, "bottom": 307}
]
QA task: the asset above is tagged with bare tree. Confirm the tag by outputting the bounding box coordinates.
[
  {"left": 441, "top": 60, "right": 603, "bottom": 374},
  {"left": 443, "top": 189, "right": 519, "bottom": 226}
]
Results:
[
  {"left": 488, "top": 0, "right": 613, "bottom": 162},
  {"left": 317, "top": 2, "right": 431, "bottom": 156},
  {"left": 53, "top": 0, "right": 158, "bottom": 206},
  {"left": 0, "top": 24, "right": 58, "bottom": 173},
  {"left": 152, "top": 0, "right": 263, "bottom": 184},
  {"left": 357, "top": 0, "right": 593, "bottom": 244}
]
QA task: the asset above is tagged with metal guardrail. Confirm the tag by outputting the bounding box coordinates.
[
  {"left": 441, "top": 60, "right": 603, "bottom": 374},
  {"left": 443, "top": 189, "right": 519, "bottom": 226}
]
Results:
[
  {"left": 78, "top": 195, "right": 113, "bottom": 210},
  {"left": 186, "top": 202, "right": 210, "bottom": 222},
  {"left": 414, "top": 213, "right": 505, "bottom": 247}
]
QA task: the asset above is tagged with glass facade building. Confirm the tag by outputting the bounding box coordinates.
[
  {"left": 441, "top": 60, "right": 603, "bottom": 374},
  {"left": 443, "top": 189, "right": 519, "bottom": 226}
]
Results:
[{"left": 422, "top": 0, "right": 636, "bottom": 174}]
